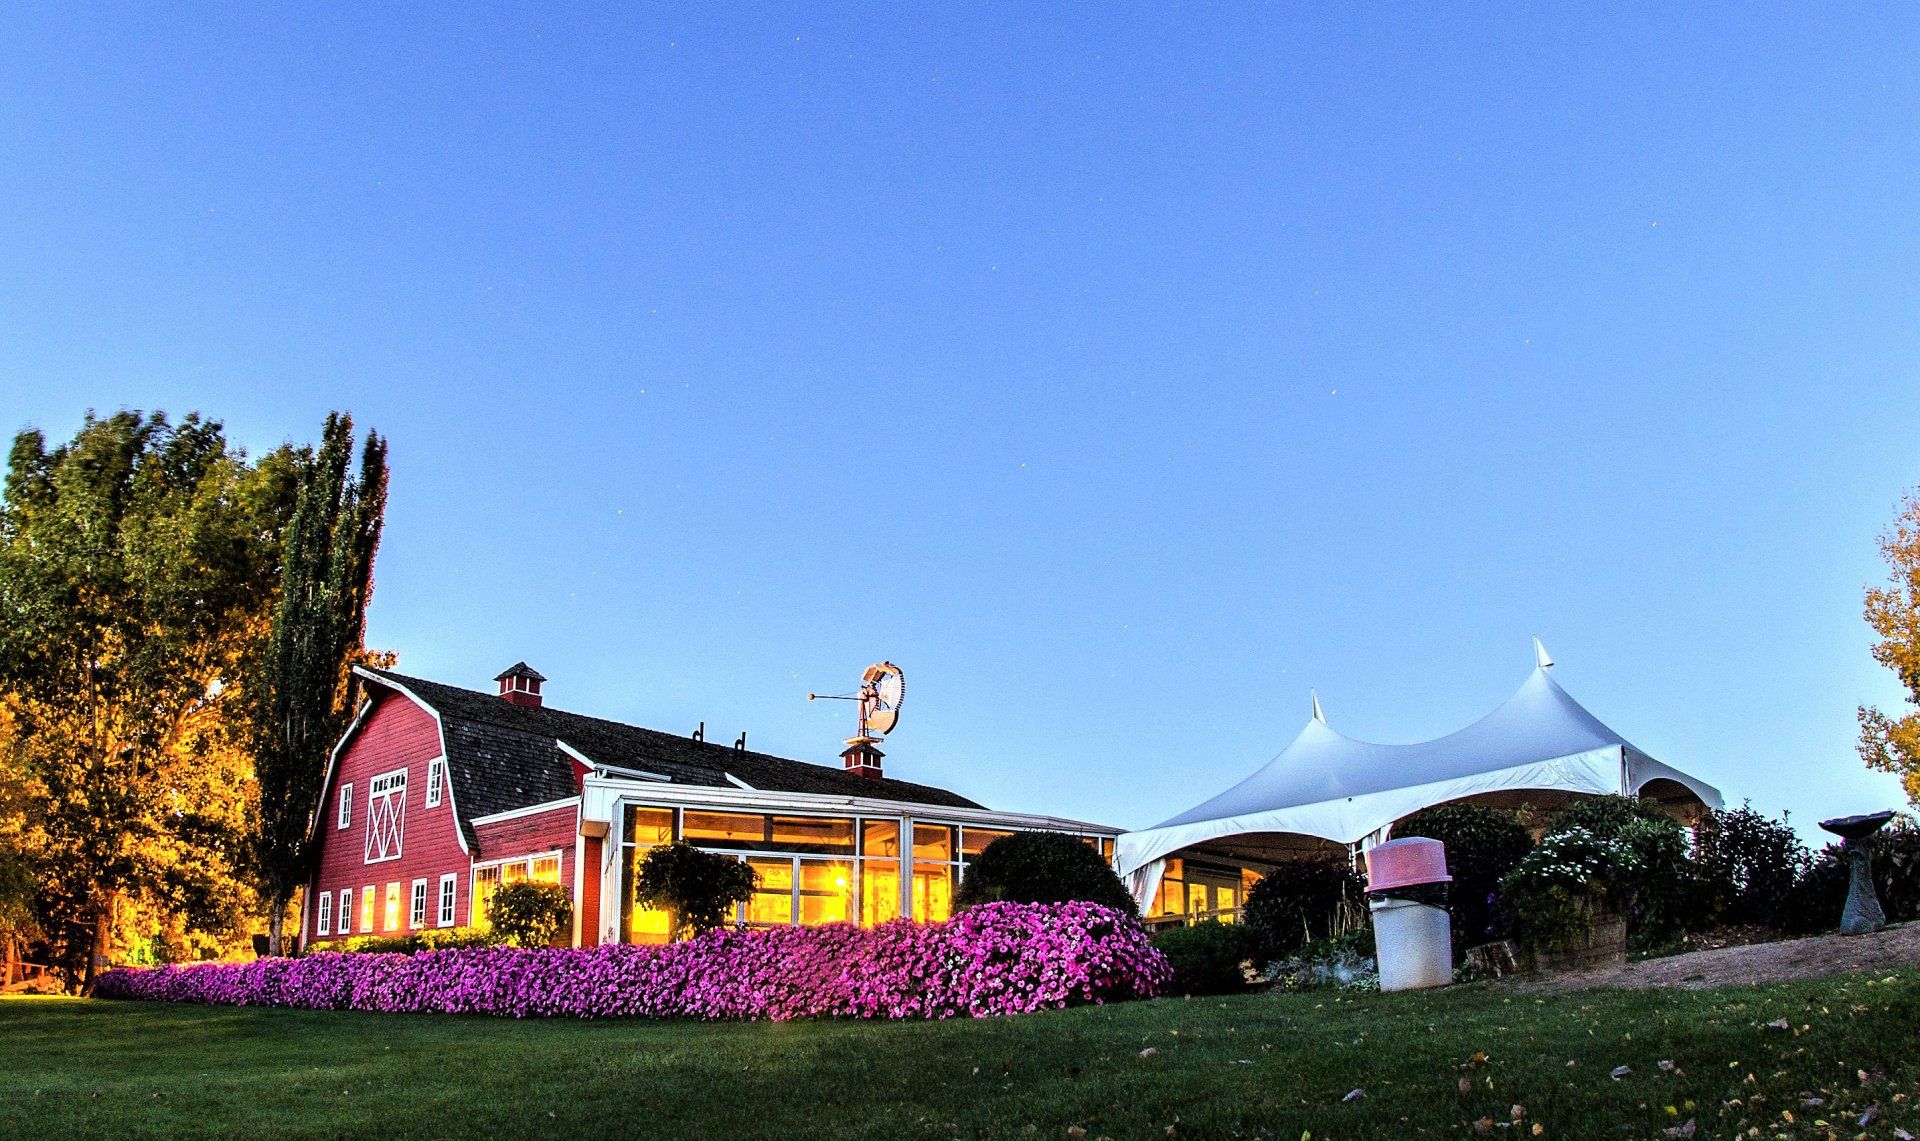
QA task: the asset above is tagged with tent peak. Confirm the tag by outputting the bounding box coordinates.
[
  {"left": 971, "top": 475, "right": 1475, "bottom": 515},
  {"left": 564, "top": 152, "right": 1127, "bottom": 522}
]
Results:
[
  {"left": 1533, "top": 636, "right": 1554, "bottom": 670},
  {"left": 1310, "top": 689, "right": 1326, "bottom": 724}
]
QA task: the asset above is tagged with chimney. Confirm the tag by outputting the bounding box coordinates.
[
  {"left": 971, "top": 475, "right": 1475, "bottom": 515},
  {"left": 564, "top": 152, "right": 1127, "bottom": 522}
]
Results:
[
  {"left": 840, "top": 737, "right": 884, "bottom": 780},
  {"left": 494, "top": 662, "right": 546, "bottom": 708}
]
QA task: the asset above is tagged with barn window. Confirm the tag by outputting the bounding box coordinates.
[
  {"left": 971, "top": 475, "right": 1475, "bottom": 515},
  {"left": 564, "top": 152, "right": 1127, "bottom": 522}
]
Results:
[
  {"left": 470, "top": 852, "right": 564, "bottom": 927},
  {"left": 364, "top": 769, "right": 408, "bottom": 863},
  {"left": 410, "top": 879, "right": 428, "bottom": 929},
  {"left": 360, "top": 883, "right": 375, "bottom": 932},
  {"left": 317, "top": 891, "right": 332, "bottom": 937},
  {"left": 339, "top": 888, "right": 352, "bottom": 934},
  {"left": 437, "top": 873, "right": 457, "bottom": 927},
  {"left": 338, "top": 783, "right": 353, "bottom": 829},
  {"left": 384, "top": 882, "right": 402, "bottom": 931},
  {"left": 425, "top": 759, "right": 445, "bottom": 808}
]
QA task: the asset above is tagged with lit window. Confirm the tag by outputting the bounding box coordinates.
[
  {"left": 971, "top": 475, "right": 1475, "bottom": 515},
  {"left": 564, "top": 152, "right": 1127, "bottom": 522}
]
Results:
[
  {"left": 473, "top": 865, "right": 502, "bottom": 925},
  {"left": 437, "top": 873, "right": 457, "bottom": 927},
  {"left": 682, "top": 811, "right": 767, "bottom": 846},
  {"left": 338, "top": 783, "right": 353, "bottom": 829},
  {"left": 410, "top": 879, "right": 428, "bottom": 929},
  {"left": 384, "top": 883, "right": 402, "bottom": 931},
  {"left": 798, "top": 859, "right": 854, "bottom": 925},
  {"left": 360, "top": 884, "right": 375, "bottom": 932},
  {"left": 317, "top": 891, "right": 333, "bottom": 937},
  {"left": 339, "top": 888, "right": 353, "bottom": 933},
  {"left": 471, "top": 853, "right": 564, "bottom": 927},
  {"left": 425, "top": 759, "right": 444, "bottom": 808},
  {"left": 744, "top": 857, "right": 793, "bottom": 926}
]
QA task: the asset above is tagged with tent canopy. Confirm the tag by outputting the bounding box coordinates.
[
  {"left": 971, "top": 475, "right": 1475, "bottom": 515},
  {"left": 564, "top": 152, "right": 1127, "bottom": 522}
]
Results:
[{"left": 1116, "top": 664, "right": 1722, "bottom": 886}]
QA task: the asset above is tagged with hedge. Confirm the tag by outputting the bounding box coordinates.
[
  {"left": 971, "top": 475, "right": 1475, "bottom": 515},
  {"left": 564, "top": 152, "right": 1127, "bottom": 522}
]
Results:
[{"left": 93, "top": 902, "right": 1169, "bottom": 1021}]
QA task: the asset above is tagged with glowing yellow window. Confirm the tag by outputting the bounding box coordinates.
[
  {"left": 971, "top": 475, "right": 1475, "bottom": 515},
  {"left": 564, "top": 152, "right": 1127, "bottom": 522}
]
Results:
[
  {"left": 745, "top": 857, "right": 793, "bottom": 926},
  {"left": 627, "top": 806, "right": 673, "bottom": 846},
  {"left": 799, "top": 860, "right": 854, "bottom": 925},
  {"left": 1186, "top": 881, "right": 1208, "bottom": 916},
  {"left": 384, "top": 883, "right": 402, "bottom": 931},
  {"left": 531, "top": 855, "right": 561, "bottom": 885},
  {"left": 683, "top": 811, "right": 767, "bottom": 846},
  {"left": 861, "top": 859, "right": 901, "bottom": 926},
  {"left": 473, "top": 866, "right": 502, "bottom": 926},
  {"left": 912, "top": 863, "right": 952, "bottom": 923},
  {"left": 360, "top": 884, "right": 375, "bottom": 932}
]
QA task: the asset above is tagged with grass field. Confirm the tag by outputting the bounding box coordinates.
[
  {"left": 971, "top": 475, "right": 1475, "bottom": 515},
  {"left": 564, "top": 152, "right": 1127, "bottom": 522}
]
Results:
[{"left": 4, "top": 973, "right": 1918, "bottom": 1139}]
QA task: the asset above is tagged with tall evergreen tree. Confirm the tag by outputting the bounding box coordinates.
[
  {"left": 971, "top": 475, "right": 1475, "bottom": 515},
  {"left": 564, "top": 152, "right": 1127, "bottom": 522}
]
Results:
[{"left": 246, "top": 413, "right": 387, "bottom": 955}]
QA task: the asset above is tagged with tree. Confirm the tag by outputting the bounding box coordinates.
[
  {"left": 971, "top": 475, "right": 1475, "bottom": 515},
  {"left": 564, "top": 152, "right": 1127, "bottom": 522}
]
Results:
[
  {"left": 0, "top": 412, "right": 296, "bottom": 985},
  {"left": 243, "top": 413, "right": 386, "bottom": 955},
  {"left": 630, "top": 842, "right": 756, "bottom": 941},
  {"left": 954, "top": 831, "right": 1137, "bottom": 915},
  {"left": 1861, "top": 488, "right": 1920, "bottom": 807}
]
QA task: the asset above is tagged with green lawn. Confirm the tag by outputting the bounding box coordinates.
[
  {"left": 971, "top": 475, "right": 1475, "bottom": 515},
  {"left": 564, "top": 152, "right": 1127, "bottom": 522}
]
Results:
[{"left": 4, "top": 973, "right": 1917, "bottom": 1139}]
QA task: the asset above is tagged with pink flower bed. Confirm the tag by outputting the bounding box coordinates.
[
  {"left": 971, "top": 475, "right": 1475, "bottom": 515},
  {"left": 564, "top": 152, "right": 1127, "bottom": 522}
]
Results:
[{"left": 93, "top": 902, "right": 1169, "bottom": 1021}]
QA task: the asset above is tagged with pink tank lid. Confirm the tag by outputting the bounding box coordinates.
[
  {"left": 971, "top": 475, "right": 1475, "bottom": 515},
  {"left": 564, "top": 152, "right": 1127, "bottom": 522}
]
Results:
[{"left": 1366, "top": 836, "right": 1452, "bottom": 892}]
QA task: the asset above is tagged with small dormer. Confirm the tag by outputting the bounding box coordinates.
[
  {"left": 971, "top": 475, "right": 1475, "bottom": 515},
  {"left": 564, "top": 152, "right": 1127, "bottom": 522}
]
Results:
[{"left": 494, "top": 662, "right": 546, "bottom": 709}]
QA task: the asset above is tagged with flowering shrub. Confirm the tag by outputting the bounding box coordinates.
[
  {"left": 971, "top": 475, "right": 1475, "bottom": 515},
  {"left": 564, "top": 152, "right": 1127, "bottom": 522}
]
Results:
[
  {"left": 93, "top": 902, "right": 1168, "bottom": 1021},
  {"left": 1498, "top": 826, "right": 1641, "bottom": 953}
]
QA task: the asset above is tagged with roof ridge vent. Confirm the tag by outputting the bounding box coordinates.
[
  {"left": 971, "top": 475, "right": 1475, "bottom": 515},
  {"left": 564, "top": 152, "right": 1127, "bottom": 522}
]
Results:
[{"left": 494, "top": 662, "right": 546, "bottom": 708}]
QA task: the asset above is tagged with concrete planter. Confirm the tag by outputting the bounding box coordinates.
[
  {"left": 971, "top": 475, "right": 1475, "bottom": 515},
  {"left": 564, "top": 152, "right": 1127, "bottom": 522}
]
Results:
[{"left": 1527, "top": 897, "right": 1627, "bottom": 973}]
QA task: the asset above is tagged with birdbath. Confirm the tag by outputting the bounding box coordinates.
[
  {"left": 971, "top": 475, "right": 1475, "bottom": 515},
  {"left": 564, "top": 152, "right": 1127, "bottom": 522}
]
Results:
[{"left": 1818, "top": 810, "right": 1896, "bottom": 936}]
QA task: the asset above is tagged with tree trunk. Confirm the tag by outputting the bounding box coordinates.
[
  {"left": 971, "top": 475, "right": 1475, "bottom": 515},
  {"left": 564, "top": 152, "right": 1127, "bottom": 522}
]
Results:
[
  {"left": 267, "top": 891, "right": 287, "bottom": 957},
  {"left": 82, "top": 894, "right": 113, "bottom": 993}
]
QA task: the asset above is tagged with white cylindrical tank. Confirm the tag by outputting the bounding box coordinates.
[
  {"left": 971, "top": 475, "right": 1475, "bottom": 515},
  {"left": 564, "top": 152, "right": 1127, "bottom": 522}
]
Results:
[{"left": 1368, "top": 897, "right": 1453, "bottom": 991}]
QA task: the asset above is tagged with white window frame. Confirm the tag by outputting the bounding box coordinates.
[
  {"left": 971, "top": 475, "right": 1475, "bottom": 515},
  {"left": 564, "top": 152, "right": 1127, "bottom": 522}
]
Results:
[
  {"left": 384, "top": 882, "right": 402, "bottom": 932},
  {"left": 338, "top": 888, "right": 352, "bottom": 935},
  {"left": 425, "top": 758, "right": 445, "bottom": 808},
  {"left": 410, "top": 879, "right": 428, "bottom": 929},
  {"left": 317, "top": 890, "right": 332, "bottom": 937},
  {"left": 338, "top": 782, "right": 354, "bottom": 829},
  {"left": 469, "top": 850, "right": 564, "bottom": 928},
  {"left": 438, "top": 873, "right": 458, "bottom": 928},
  {"left": 363, "top": 768, "right": 408, "bottom": 864}
]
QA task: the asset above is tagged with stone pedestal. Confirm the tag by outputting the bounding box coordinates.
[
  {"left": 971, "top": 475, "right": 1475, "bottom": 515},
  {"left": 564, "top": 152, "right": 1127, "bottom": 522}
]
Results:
[{"left": 1840, "top": 838, "right": 1888, "bottom": 936}]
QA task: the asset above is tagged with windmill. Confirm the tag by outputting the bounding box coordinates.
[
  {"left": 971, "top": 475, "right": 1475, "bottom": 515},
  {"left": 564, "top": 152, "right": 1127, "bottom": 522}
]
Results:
[{"left": 809, "top": 661, "right": 905, "bottom": 779}]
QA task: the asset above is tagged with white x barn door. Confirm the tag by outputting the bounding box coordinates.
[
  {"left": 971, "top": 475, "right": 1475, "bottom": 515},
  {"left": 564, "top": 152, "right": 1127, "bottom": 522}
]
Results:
[{"left": 365, "top": 769, "right": 407, "bottom": 862}]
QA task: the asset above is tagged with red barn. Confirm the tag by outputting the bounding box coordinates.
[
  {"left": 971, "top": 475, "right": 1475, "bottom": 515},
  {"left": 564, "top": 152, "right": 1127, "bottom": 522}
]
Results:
[{"left": 302, "top": 663, "right": 1118, "bottom": 947}]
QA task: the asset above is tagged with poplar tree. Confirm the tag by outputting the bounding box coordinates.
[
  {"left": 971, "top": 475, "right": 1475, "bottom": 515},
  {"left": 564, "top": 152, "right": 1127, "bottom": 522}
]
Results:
[
  {"left": 1861, "top": 487, "right": 1920, "bottom": 806},
  {"left": 246, "top": 412, "right": 387, "bottom": 955}
]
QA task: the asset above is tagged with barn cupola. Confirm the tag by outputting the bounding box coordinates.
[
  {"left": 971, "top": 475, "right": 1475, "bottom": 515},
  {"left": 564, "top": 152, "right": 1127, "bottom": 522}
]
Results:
[{"left": 494, "top": 662, "right": 547, "bottom": 709}]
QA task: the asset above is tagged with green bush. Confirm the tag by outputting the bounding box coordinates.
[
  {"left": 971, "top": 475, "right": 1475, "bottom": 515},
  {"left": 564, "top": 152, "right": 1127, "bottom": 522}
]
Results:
[
  {"left": 1498, "top": 825, "right": 1641, "bottom": 953},
  {"left": 306, "top": 925, "right": 502, "bottom": 955},
  {"left": 631, "top": 842, "right": 758, "bottom": 940},
  {"left": 1543, "top": 795, "right": 1698, "bottom": 949},
  {"left": 488, "top": 882, "right": 573, "bottom": 948},
  {"left": 1392, "top": 804, "right": 1533, "bottom": 951},
  {"left": 955, "top": 831, "right": 1136, "bottom": 916},
  {"left": 1152, "top": 920, "right": 1257, "bottom": 995},
  {"left": 1786, "top": 815, "right": 1920, "bottom": 933},
  {"left": 1690, "top": 803, "right": 1809, "bottom": 928},
  {"left": 1242, "top": 857, "right": 1367, "bottom": 960}
]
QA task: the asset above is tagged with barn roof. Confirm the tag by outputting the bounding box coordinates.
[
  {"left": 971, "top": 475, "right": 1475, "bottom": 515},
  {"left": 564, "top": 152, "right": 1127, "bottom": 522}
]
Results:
[{"left": 355, "top": 667, "right": 983, "bottom": 845}]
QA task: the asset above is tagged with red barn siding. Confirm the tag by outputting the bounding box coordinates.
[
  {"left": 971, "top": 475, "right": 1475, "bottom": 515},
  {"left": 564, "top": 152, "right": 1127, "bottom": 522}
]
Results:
[
  {"left": 578, "top": 835, "right": 604, "bottom": 946},
  {"left": 305, "top": 692, "right": 469, "bottom": 941}
]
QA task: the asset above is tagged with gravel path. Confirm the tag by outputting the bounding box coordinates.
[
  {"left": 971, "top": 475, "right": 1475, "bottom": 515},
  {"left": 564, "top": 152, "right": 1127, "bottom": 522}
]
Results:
[{"left": 1506, "top": 922, "right": 1920, "bottom": 993}]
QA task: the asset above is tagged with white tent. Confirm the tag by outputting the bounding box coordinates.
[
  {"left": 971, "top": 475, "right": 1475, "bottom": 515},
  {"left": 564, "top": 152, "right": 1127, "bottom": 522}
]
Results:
[{"left": 1116, "top": 649, "right": 1722, "bottom": 908}]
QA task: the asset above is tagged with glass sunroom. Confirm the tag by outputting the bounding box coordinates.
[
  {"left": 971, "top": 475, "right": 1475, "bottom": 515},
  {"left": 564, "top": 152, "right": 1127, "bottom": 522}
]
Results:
[{"left": 584, "top": 777, "right": 1120, "bottom": 945}]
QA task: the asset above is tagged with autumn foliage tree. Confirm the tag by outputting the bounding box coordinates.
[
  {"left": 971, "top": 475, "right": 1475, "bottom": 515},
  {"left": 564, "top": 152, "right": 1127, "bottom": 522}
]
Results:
[
  {"left": 0, "top": 412, "right": 298, "bottom": 984},
  {"left": 1861, "top": 488, "right": 1920, "bottom": 807}
]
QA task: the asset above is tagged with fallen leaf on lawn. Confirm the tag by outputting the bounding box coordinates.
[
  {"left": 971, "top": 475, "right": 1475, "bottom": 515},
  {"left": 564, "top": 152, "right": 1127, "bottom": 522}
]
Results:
[
  {"left": 1892, "top": 1128, "right": 1912, "bottom": 1141},
  {"left": 1657, "top": 1060, "right": 1675, "bottom": 1073},
  {"left": 1510, "top": 1104, "right": 1526, "bottom": 1121},
  {"left": 1861, "top": 1105, "right": 1882, "bottom": 1127},
  {"left": 1138, "top": 1048, "right": 1158, "bottom": 1059},
  {"left": 1343, "top": 1089, "right": 1365, "bottom": 1103},
  {"left": 1610, "top": 1065, "right": 1632, "bottom": 1080},
  {"left": 1662, "top": 1120, "right": 1696, "bottom": 1139},
  {"left": 1531, "top": 1126, "right": 1543, "bottom": 1137},
  {"left": 1459, "top": 1077, "right": 1474, "bottom": 1094},
  {"left": 1472, "top": 1118, "right": 1494, "bottom": 1134},
  {"left": 1068, "top": 1128, "right": 1087, "bottom": 1139},
  {"left": 1766, "top": 1019, "right": 1790, "bottom": 1031}
]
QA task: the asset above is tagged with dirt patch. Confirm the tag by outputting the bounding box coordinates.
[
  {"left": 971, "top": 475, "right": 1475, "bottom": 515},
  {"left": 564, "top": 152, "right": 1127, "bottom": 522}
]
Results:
[{"left": 1505, "top": 922, "right": 1920, "bottom": 994}]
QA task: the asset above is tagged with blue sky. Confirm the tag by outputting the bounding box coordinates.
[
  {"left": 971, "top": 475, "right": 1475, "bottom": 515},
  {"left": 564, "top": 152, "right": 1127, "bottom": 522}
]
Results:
[{"left": 3, "top": 5, "right": 1916, "bottom": 840}]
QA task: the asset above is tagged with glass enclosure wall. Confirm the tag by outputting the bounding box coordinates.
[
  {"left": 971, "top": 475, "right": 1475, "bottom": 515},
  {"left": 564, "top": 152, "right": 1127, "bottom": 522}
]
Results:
[
  {"left": 472, "top": 851, "right": 564, "bottom": 928},
  {"left": 616, "top": 803, "right": 1115, "bottom": 943},
  {"left": 1146, "top": 857, "right": 1262, "bottom": 928}
]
